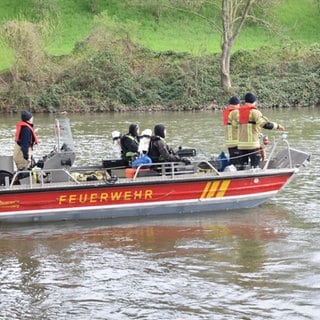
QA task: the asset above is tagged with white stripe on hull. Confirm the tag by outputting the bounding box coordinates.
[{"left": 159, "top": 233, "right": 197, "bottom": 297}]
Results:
[{"left": 0, "top": 191, "right": 277, "bottom": 223}]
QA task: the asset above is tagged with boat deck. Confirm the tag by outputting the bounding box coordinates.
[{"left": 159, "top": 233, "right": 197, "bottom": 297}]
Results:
[{"left": 0, "top": 162, "right": 299, "bottom": 193}]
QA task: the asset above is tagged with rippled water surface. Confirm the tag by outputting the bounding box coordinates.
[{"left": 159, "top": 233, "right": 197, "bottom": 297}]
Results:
[{"left": 0, "top": 109, "right": 319, "bottom": 319}]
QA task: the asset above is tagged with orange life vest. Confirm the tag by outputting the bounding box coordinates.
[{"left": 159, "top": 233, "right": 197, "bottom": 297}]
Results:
[
  {"left": 239, "top": 104, "right": 257, "bottom": 124},
  {"left": 15, "top": 121, "right": 39, "bottom": 145},
  {"left": 223, "top": 105, "right": 239, "bottom": 125}
]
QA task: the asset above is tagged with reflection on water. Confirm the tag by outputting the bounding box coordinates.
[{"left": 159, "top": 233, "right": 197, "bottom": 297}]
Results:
[
  {"left": 1, "top": 109, "right": 320, "bottom": 319},
  {"left": 0, "top": 209, "right": 289, "bottom": 319}
]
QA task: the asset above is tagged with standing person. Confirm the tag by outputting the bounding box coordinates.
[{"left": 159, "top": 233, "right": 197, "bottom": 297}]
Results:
[
  {"left": 120, "top": 123, "right": 139, "bottom": 164},
  {"left": 223, "top": 96, "right": 240, "bottom": 167},
  {"left": 237, "top": 93, "right": 285, "bottom": 168},
  {"left": 148, "top": 124, "right": 189, "bottom": 164},
  {"left": 13, "top": 110, "right": 39, "bottom": 170}
]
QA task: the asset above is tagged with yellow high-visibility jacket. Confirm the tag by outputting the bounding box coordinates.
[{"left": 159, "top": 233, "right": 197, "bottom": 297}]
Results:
[{"left": 236, "top": 104, "right": 279, "bottom": 150}]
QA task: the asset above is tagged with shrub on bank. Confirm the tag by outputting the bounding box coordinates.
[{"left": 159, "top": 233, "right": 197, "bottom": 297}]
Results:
[{"left": 0, "top": 38, "right": 319, "bottom": 113}]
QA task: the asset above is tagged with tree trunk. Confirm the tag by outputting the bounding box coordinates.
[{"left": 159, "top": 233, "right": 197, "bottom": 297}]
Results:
[
  {"left": 220, "top": 40, "right": 232, "bottom": 89},
  {"left": 220, "top": 0, "right": 255, "bottom": 89},
  {"left": 220, "top": 0, "right": 233, "bottom": 89},
  {"left": 159, "top": 0, "right": 258, "bottom": 89}
]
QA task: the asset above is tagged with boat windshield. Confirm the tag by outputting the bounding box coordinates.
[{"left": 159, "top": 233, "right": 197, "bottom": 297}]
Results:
[{"left": 55, "top": 118, "right": 74, "bottom": 151}]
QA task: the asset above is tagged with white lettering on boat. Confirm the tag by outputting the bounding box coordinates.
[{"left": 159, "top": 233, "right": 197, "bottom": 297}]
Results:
[{"left": 58, "top": 189, "right": 153, "bottom": 205}]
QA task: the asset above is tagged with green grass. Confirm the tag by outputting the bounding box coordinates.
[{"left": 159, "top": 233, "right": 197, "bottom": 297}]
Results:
[
  {"left": 0, "top": 0, "right": 31, "bottom": 19},
  {"left": 135, "top": 16, "right": 220, "bottom": 54},
  {"left": 276, "top": 0, "right": 319, "bottom": 42},
  {"left": 0, "top": 42, "right": 14, "bottom": 71},
  {"left": 44, "top": 0, "right": 94, "bottom": 55},
  {"left": 0, "top": 0, "right": 319, "bottom": 71}
]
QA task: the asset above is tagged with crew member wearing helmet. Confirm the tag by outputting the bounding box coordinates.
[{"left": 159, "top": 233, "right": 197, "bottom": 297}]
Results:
[
  {"left": 148, "top": 124, "right": 189, "bottom": 164},
  {"left": 223, "top": 96, "right": 240, "bottom": 167},
  {"left": 13, "top": 110, "right": 39, "bottom": 170},
  {"left": 120, "top": 123, "right": 139, "bottom": 164},
  {"left": 237, "top": 93, "right": 285, "bottom": 168}
]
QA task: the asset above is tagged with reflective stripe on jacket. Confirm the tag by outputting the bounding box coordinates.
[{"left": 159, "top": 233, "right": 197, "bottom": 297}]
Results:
[
  {"left": 120, "top": 134, "right": 139, "bottom": 159},
  {"left": 238, "top": 104, "right": 276, "bottom": 150},
  {"left": 223, "top": 106, "right": 239, "bottom": 148}
]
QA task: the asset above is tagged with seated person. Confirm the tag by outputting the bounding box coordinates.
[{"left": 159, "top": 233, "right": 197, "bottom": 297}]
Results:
[
  {"left": 148, "top": 124, "right": 189, "bottom": 164},
  {"left": 120, "top": 123, "right": 139, "bottom": 164}
]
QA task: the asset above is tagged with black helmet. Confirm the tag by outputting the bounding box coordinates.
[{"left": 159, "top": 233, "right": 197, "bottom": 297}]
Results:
[
  {"left": 229, "top": 96, "right": 240, "bottom": 105},
  {"left": 244, "top": 93, "right": 256, "bottom": 103},
  {"left": 21, "top": 110, "right": 33, "bottom": 121},
  {"left": 129, "top": 123, "right": 139, "bottom": 136},
  {"left": 154, "top": 124, "right": 166, "bottom": 138}
]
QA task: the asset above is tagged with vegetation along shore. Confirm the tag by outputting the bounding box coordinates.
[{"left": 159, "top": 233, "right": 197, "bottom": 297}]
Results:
[{"left": 0, "top": 0, "right": 319, "bottom": 114}]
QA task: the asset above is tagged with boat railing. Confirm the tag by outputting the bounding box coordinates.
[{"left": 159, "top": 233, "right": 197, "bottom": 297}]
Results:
[
  {"left": 263, "top": 133, "right": 291, "bottom": 169},
  {"left": 6, "top": 167, "right": 80, "bottom": 189},
  {"left": 262, "top": 133, "right": 310, "bottom": 170},
  {"left": 1, "top": 159, "right": 222, "bottom": 189},
  {"left": 195, "top": 159, "right": 220, "bottom": 175},
  {"left": 132, "top": 159, "right": 220, "bottom": 179}
]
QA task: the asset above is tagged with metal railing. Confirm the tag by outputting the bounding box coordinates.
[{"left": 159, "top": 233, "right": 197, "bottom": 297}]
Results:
[
  {"left": 5, "top": 168, "right": 80, "bottom": 189},
  {"left": 132, "top": 160, "right": 220, "bottom": 179},
  {"left": 262, "top": 133, "right": 292, "bottom": 169}
]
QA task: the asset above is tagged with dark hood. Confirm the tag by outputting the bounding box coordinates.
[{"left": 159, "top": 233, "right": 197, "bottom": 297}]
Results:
[
  {"left": 154, "top": 124, "right": 166, "bottom": 138},
  {"left": 129, "top": 123, "right": 139, "bottom": 136}
]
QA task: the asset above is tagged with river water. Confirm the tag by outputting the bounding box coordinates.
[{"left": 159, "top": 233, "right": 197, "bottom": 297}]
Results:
[{"left": 0, "top": 108, "right": 319, "bottom": 319}]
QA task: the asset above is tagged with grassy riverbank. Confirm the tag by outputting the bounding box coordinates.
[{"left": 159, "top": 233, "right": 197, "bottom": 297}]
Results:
[
  {"left": 0, "top": 0, "right": 319, "bottom": 112},
  {"left": 0, "top": 0, "right": 318, "bottom": 68}
]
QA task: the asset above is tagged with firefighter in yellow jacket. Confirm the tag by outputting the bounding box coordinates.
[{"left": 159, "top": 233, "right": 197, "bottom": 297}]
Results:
[
  {"left": 223, "top": 96, "right": 240, "bottom": 167},
  {"left": 237, "top": 93, "right": 285, "bottom": 169}
]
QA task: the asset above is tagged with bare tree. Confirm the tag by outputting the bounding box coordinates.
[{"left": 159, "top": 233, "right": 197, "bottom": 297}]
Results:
[
  {"left": 220, "top": 0, "right": 255, "bottom": 88},
  {"left": 128, "top": 0, "right": 280, "bottom": 89},
  {"left": 164, "top": 0, "right": 261, "bottom": 89}
]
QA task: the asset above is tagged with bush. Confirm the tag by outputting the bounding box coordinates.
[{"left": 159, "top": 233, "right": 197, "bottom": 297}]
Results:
[{"left": 0, "top": 30, "right": 319, "bottom": 112}]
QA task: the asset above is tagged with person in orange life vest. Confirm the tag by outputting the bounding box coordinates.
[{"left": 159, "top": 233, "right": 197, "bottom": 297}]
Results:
[
  {"left": 13, "top": 110, "right": 39, "bottom": 170},
  {"left": 237, "top": 93, "right": 285, "bottom": 169},
  {"left": 223, "top": 96, "right": 240, "bottom": 167}
]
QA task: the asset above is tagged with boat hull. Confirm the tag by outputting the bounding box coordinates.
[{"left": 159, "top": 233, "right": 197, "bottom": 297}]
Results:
[{"left": 0, "top": 169, "right": 296, "bottom": 223}]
